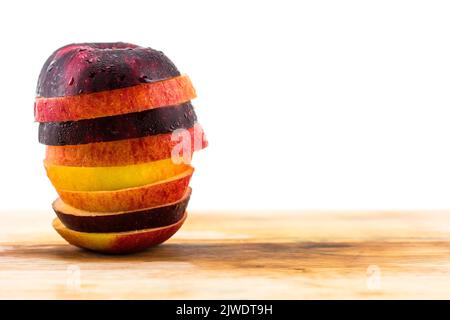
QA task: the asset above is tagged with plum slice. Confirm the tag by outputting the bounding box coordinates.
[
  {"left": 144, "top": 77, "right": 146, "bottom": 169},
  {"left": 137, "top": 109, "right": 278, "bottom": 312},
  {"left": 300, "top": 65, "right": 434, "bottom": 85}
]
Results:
[
  {"left": 53, "top": 212, "right": 187, "bottom": 254},
  {"left": 38, "top": 102, "right": 197, "bottom": 146},
  {"left": 37, "top": 42, "right": 180, "bottom": 98},
  {"left": 54, "top": 188, "right": 191, "bottom": 233}
]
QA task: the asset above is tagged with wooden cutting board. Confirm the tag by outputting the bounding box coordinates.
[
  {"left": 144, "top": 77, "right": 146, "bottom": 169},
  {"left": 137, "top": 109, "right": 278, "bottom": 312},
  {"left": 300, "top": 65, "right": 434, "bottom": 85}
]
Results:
[{"left": 1, "top": 210, "right": 450, "bottom": 299}]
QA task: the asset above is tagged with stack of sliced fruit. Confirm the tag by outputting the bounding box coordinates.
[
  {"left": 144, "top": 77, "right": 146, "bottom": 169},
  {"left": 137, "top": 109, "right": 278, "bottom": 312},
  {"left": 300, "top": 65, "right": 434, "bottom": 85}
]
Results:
[{"left": 35, "top": 43, "right": 207, "bottom": 254}]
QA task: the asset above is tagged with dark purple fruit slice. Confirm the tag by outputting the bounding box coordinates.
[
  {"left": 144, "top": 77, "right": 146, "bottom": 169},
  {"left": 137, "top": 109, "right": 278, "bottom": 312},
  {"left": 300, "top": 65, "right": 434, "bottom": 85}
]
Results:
[
  {"left": 54, "top": 188, "right": 191, "bottom": 233},
  {"left": 38, "top": 102, "right": 197, "bottom": 146},
  {"left": 37, "top": 43, "right": 180, "bottom": 98}
]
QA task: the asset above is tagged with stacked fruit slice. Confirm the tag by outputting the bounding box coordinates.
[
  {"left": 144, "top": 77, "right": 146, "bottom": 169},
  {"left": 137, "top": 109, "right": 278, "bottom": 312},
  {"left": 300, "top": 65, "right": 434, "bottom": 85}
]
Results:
[{"left": 35, "top": 43, "right": 207, "bottom": 254}]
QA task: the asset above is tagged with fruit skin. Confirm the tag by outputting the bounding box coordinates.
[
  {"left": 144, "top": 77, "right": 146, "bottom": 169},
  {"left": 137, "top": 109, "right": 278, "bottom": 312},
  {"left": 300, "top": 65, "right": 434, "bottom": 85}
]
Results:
[
  {"left": 54, "top": 188, "right": 191, "bottom": 233},
  {"left": 35, "top": 75, "right": 196, "bottom": 122},
  {"left": 45, "top": 158, "right": 189, "bottom": 192},
  {"left": 38, "top": 102, "right": 197, "bottom": 146},
  {"left": 45, "top": 125, "right": 208, "bottom": 167},
  {"left": 37, "top": 43, "right": 180, "bottom": 98},
  {"left": 52, "top": 212, "right": 187, "bottom": 254},
  {"left": 57, "top": 167, "right": 194, "bottom": 212}
]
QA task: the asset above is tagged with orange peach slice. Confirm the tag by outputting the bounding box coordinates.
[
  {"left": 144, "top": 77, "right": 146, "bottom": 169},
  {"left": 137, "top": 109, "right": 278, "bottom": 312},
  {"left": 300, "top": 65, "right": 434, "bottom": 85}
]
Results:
[
  {"left": 57, "top": 167, "right": 193, "bottom": 212},
  {"left": 52, "top": 212, "right": 187, "bottom": 254},
  {"left": 35, "top": 74, "right": 196, "bottom": 122},
  {"left": 45, "top": 126, "right": 208, "bottom": 167},
  {"left": 45, "top": 158, "right": 189, "bottom": 192}
]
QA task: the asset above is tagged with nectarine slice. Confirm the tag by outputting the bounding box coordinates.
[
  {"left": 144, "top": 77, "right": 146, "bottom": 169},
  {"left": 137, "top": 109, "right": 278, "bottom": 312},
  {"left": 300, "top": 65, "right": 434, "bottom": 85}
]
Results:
[
  {"left": 54, "top": 188, "right": 191, "bottom": 233},
  {"left": 52, "top": 212, "right": 187, "bottom": 254},
  {"left": 45, "top": 126, "right": 208, "bottom": 166},
  {"left": 38, "top": 102, "right": 196, "bottom": 146},
  {"left": 35, "top": 74, "right": 196, "bottom": 122},
  {"left": 45, "top": 158, "right": 189, "bottom": 192},
  {"left": 57, "top": 167, "right": 193, "bottom": 212}
]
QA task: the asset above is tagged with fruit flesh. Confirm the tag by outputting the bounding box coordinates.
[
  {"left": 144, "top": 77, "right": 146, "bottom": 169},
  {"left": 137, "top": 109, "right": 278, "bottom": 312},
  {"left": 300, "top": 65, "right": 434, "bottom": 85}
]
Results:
[
  {"left": 39, "top": 102, "right": 197, "bottom": 146},
  {"left": 45, "top": 125, "right": 208, "bottom": 167},
  {"left": 57, "top": 167, "right": 194, "bottom": 212},
  {"left": 52, "top": 212, "right": 187, "bottom": 254},
  {"left": 54, "top": 188, "right": 191, "bottom": 233},
  {"left": 37, "top": 43, "right": 180, "bottom": 98},
  {"left": 45, "top": 158, "right": 189, "bottom": 191},
  {"left": 35, "top": 74, "right": 196, "bottom": 122}
]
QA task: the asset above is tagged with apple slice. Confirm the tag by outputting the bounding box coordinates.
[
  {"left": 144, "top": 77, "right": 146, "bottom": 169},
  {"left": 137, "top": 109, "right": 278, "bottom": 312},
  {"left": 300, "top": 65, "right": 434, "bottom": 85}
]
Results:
[
  {"left": 38, "top": 102, "right": 196, "bottom": 146},
  {"left": 35, "top": 74, "right": 196, "bottom": 122},
  {"left": 54, "top": 188, "right": 191, "bottom": 233},
  {"left": 52, "top": 212, "right": 187, "bottom": 254},
  {"left": 45, "top": 158, "right": 189, "bottom": 192},
  {"left": 57, "top": 167, "right": 193, "bottom": 212},
  {"left": 45, "top": 126, "right": 208, "bottom": 167}
]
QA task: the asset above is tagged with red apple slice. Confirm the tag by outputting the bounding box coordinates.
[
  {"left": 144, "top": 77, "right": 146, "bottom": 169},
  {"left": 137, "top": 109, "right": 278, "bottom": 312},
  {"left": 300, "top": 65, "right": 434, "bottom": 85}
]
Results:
[
  {"left": 52, "top": 212, "right": 187, "bottom": 254},
  {"left": 35, "top": 75, "right": 196, "bottom": 122},
  {"left": 45, "top": 126, "right": 208, "bottom": 166},
  {"left": 56, "top": 167, "right": 194, "bottom": 212}
]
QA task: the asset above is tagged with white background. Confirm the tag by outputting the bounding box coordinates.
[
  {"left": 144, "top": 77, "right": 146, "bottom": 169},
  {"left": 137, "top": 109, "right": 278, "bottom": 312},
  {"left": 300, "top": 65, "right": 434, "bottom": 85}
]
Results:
[{"left": 0, "top": 0, "right": 450, "bottom": 212}]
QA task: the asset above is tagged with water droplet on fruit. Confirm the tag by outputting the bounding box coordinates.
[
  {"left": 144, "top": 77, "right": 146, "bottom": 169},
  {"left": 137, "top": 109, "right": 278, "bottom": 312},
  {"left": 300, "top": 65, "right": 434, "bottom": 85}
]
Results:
[
  {"left": 85, "top": 58, "right": 95, "bottom": 64},
  {"left": 170, "top": 121, "right": 180, "bottom": 130},
  {"left": 139, "top": 75, "right": 152, "bottom": 83},
  {"left": 68, "top": 77, "right": 74, "bottom": 86},
  {"left": 47, "top": 60, "right": 56, "bottom": 72},
  {"left": 78, "top": 89, "right": 84, "bottom": 94}
]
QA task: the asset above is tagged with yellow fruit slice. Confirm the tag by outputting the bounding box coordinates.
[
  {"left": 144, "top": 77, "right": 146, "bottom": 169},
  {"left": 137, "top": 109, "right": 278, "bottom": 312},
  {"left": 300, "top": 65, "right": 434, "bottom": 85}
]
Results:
[{"left": 44, "top": 158, "right": 189, "bottom": 192}]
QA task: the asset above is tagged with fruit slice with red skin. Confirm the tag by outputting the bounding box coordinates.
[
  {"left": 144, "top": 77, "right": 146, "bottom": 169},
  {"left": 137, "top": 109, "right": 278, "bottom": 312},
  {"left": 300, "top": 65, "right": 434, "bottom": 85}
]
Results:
[
  {"left": 37, "top": 43, "right": 180, "bottom": 98},
  {"left": 54, "top": 188, "right": 191, "bottom": 233},
  {"left": 45, "top": 125, "right": 208, "bottom": 167},
  {"left": 52, "top": 212, "right": 187, "bottom": 254},
  {"left": 35, "top": 74, "right": 196, "bottom": 122},
  {"left": 45, "top": 158, "right": 189, "bottom": 192},
  {"left": 57, "top": 167, "right": 194, "bottom": 212},
  {"left": 38, "top": 102, "right": 197, "bottom": 146}
]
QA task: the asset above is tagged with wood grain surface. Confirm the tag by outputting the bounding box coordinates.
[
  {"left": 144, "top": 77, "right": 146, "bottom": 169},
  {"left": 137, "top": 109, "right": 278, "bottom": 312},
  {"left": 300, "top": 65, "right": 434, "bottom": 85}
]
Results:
[{"left": 1, "top": 210, "right": 450, "bottom": 299}]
